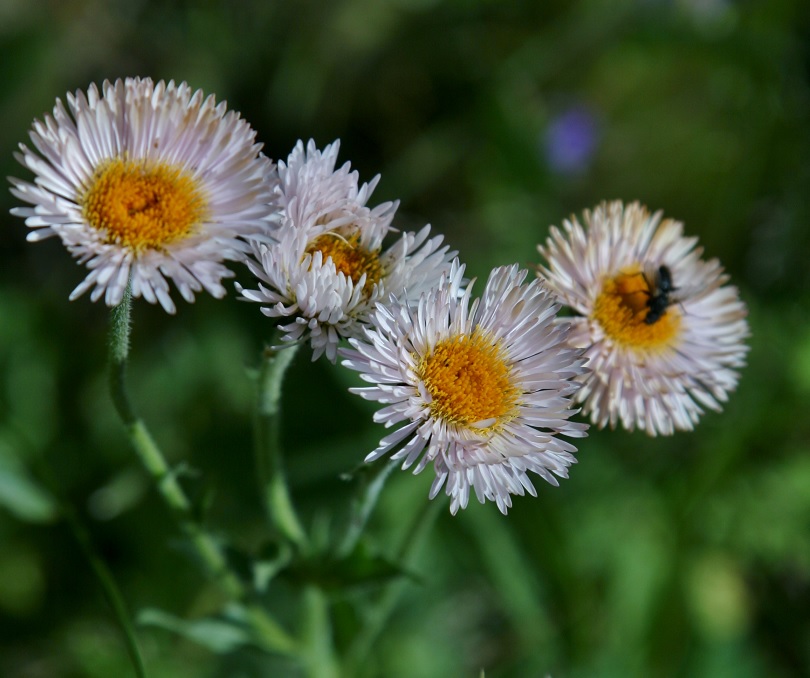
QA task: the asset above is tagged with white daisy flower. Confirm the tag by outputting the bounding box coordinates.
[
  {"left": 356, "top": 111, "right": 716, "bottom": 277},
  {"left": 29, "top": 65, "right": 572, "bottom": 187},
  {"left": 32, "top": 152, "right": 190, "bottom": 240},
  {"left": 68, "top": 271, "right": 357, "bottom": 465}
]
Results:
[
  {"left": 536, "top": 200, "right": 750, "bottom": 436},
  {"left": 10, "top": 77, "right": 278, "bottom": 313},
  {"left": 238, "top": 139, "right": 454, "bottom": 362},
  {"left": 341, "top": 260, "right": 588, "bottom": 515}
]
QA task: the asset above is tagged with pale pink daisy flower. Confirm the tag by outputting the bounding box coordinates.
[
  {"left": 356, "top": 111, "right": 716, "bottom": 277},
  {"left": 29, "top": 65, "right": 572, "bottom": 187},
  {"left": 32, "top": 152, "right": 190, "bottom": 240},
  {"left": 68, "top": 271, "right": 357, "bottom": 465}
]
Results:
[
  {"left": 10, "top": 77, "right": 278, "bottom": 313},
  {"left": 537, "top": 200, "right": 749, "bottom": 436},
  {"left": 341, "top": 260, "right": 588, "bottom": 514},
  {"left": 239, "top": 139, "right": 454, "bottom": 362}
]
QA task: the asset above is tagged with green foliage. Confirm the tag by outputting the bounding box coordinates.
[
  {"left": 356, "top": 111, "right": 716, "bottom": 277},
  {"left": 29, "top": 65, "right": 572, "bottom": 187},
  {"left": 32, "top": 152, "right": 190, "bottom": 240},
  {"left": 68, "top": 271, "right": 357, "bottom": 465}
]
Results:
[
  {"left": 138, "top": 608, "right": 255, "bottom": 655},
  {"left": 0, "top": 448, "right": 57, "bottom": 523}
]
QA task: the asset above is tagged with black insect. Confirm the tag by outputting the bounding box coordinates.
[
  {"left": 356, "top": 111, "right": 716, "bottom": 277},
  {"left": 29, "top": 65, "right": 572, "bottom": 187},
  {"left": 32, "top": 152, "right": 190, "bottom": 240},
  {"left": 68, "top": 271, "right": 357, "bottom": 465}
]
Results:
[{"left": 644, "top": 265, "right": 676, "bottom": 325}]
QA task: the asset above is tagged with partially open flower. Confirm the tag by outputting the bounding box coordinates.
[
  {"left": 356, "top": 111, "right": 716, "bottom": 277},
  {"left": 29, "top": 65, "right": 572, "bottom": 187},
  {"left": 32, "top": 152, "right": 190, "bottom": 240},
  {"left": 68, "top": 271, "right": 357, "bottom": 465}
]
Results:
[
  {"left": 239, "top": 140, "right": 454, "bottom": 361},
  {"left": 342, "top": 260, "right": 588, "bottom": 514},
  {"left": 537, "top": 200, "right": 749, "bottom": 435},
  {"left": 10, "top": 77, "right": 278, "bottom": 313}
]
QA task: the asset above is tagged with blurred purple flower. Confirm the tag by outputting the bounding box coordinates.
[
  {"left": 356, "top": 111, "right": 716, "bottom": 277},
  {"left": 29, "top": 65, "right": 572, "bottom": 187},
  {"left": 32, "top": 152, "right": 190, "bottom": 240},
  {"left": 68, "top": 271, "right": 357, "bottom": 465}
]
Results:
[{"left": 544, "top": 105, "right": 600, "bottom": 175}]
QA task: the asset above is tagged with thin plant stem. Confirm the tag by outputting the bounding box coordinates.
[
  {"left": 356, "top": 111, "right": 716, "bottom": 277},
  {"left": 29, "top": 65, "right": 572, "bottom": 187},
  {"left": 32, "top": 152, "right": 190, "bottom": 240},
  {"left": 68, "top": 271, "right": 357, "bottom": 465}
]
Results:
[
  {"left": 300, "top": 586, "right": 340, "bottom": 678},
  {"left": 107, "top": 286, "right": 296, "bottom": 656},
  {"left": 53, "top": 487, "right": 146, "bottom": 678},
  {"left": 337, "top": 459, "right": 398, "bottom": 558},
  {"left": 254, "top": 340, "right": 307, "bottom": 547},
  {"left": 343, "top": 497, "right": 442, "bottom": 674},
  {"left": 26, "top": 429, "right": 145, "bottom": 676}
]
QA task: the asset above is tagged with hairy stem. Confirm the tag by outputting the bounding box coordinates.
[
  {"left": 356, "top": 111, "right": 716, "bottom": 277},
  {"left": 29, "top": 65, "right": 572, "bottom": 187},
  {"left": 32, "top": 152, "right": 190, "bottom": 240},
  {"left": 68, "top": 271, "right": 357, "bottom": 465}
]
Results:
[
  {"left": 107, "top": 288, "right": 296, "bottom": 656},
  {"left": 255, "top": 340, "right": 307, "bottom": 547}
]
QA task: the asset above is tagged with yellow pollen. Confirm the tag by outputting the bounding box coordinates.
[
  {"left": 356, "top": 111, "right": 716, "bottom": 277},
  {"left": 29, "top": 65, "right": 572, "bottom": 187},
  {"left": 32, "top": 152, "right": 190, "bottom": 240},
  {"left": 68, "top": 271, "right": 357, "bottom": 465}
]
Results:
[
  {"left": 417, "top": 331, "right": 519, "bottom": 430},
  {"left": 592, "top": 268, "right": 681, "bottom": 351},
  {"left": 81, "top": 158, "right": 207, "bottom": 252},
  {"left": 306, "top": 230, "right": 383, "bottom": 292}
]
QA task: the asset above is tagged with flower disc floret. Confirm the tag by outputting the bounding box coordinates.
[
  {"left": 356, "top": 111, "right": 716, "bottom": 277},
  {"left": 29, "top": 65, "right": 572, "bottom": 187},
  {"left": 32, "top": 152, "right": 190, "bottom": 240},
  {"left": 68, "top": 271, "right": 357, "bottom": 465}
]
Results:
[
  {"left": 82, "top": 158, "right": 207, "bottom": 251},
  {"left": 304, "top": 230, "right": 384, "bottom": 293},
  {"left": 592, "top": 269, "right": 680, "bottom": 351},
  {"left": 418, "top": 332, "right": 518, "bottom": 429}
]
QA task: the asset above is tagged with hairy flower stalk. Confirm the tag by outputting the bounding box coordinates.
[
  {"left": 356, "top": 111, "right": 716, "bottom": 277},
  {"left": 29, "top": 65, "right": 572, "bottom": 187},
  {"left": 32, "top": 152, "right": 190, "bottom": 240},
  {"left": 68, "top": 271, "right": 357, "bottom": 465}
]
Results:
[
  {"left": 255, "top": 339, "right": 307, "bottom": 547},
  {"left": 108, "top": 288, "right": 296, "bottom": 656}
]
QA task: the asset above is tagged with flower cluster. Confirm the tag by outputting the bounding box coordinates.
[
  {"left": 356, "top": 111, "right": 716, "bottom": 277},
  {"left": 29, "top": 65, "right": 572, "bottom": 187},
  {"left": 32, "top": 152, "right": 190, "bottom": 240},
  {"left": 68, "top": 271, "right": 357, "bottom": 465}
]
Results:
[
  {"left": 10, "top": 79, "right": 750, "bottom": 513},
  {"left": 236, "top": 139, "right": 455, "bottom": 362}
]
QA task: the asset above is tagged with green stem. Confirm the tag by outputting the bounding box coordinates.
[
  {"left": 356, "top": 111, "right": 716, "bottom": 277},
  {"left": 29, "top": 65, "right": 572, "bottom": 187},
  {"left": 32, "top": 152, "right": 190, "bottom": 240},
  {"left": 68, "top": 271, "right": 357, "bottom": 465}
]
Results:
[
  {"left": 343, "top": 497, "right": 442, "bottom": 674},
  {"left": 300, "top": 587, "right": 340, "bottom": 678},
  {"left": 255, "top": 340, "right": 307, "bottom": 547},
  {"left": 337, "top": 459, "right": 398, "bottom": 558},
  {"left": 61, "top": 497, "right": 146, "bottom": 678},
  {"left": 107, "top": 287, "right": 296, "bottom": 656}
]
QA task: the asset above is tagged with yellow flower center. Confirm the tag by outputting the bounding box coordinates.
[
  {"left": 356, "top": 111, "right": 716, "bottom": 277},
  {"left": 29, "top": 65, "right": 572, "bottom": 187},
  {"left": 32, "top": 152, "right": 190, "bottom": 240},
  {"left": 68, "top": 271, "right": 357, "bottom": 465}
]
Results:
[
  {"left": 81, "top": 158, "right": 207, "bottom": 252},
  {"left": 417, "top": 331, "right": 519, "bottom": 430},
  {"left": 592, "top": 267, "right": 680, "bottom": 351},
  {"left": 306, "top": 230, "right": 383, "bottom": 292}
]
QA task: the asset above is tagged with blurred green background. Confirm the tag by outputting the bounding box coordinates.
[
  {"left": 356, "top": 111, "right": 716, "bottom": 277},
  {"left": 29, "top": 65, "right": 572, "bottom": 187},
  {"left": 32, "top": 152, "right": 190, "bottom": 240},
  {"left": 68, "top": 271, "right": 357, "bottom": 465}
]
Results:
[{"left": 1, "top": 0, "right": 809, "bottom": 676}]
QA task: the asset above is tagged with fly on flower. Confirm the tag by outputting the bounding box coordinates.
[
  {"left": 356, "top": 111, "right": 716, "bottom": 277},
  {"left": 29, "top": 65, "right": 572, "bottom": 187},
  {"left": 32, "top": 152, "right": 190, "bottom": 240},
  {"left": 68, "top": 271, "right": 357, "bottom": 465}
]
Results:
[
  {"left": 341, "top": 260, "right": 588, "bottom": 514},
  {"left": 536, "top": 200, "right": 750, "bottom": 436},
  {"left": 641, "top": 264, "right": 677, "bottom": 325},
  {"left": 238, "top": 139, "right": 455, "bottom": 362},
  {"left": 9, "top": 77, "right": 279, "bottom": 313}
]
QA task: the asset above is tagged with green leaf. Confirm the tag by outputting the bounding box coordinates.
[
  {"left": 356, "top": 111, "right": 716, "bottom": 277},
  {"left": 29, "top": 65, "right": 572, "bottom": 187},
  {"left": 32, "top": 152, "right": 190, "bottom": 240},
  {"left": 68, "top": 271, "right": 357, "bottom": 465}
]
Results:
[
  {"left": 138, "top": 608, "right": 253, "bottom": 654},
  {"left": 287, "top": 541, "right": 414, "bottom": 591},
  {"left": 252, "top": 541, "right": 294, "bottom": 593},
  {"left": 0, "top": 453, "right": 57, "bottom": 523}
]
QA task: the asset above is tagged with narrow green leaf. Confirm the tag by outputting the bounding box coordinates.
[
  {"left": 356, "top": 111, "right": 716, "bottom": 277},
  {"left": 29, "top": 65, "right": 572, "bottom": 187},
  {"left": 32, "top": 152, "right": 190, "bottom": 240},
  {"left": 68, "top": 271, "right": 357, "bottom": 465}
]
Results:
[
  {"left": 61, "top": 499, "right": 147, "bottom": 678},
  {"left": 286, "top": 541, "right": 414, "bottom": 591},
  {"left": 138, "top": 608, "right": 253, "bottom": 654},
  {"left": 0, "top": 455, "right": 57, "bottom": 523}
]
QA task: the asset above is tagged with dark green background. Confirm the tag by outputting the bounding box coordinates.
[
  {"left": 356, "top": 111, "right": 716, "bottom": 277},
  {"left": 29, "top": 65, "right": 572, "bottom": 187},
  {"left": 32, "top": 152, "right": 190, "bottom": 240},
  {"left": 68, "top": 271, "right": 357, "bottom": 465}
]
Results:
[{"left": 1, "top": 1, "right": 809, "bottom": 676}]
